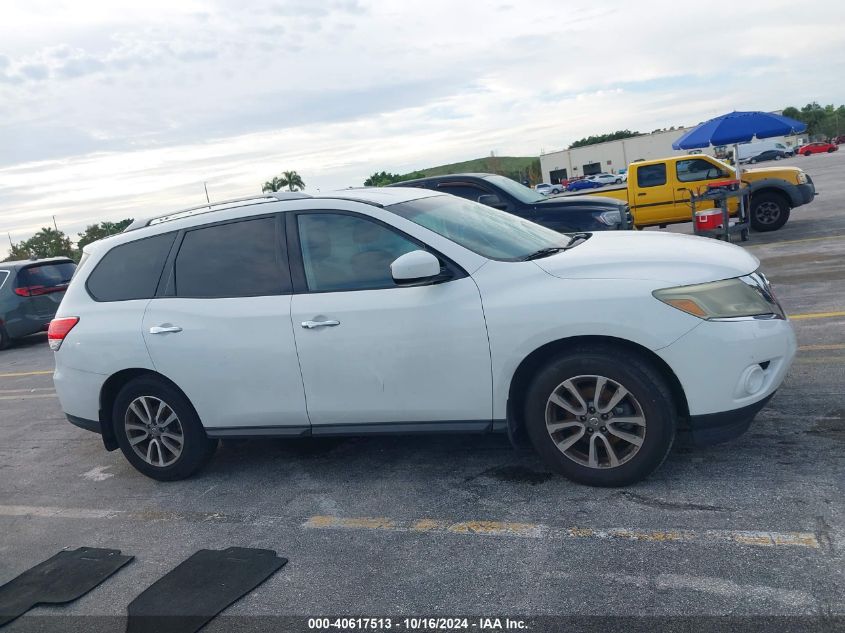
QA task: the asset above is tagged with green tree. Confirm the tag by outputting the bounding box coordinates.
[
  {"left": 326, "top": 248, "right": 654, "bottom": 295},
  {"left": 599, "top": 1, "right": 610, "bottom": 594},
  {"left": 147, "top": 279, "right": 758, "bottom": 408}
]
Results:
[
  {"left": 281, "top": 170, "right": 305, "bottom": 191},
  {"left": 570, "top": 130, "right": 640, "bottom": 149},
  {"left": 364, "top": 170, "right": 425, "bottom": 186},
  {"left": 782, "top": 102, "right": 845, "bottom": 138},
  {"left": 5, "top": 227, "right": 74, "bottom": 261},
  {"left": 262, "top": 176, "right": 286, "bottom": 192},
  {"left": 77, "top": 219, "right": 133, "bottom": 250}
]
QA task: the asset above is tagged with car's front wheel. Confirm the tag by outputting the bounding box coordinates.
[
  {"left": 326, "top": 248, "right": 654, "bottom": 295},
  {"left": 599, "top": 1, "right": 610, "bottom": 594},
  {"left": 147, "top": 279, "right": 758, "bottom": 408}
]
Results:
[
  {"left": 749, "top": 192, "right": 790, "bottom": 231},
  {"left": 113, "top": 376, "right": 217, "bottom": 481},
  {"left": 523, "top": 346, "right": 676, "bottom": 486}
]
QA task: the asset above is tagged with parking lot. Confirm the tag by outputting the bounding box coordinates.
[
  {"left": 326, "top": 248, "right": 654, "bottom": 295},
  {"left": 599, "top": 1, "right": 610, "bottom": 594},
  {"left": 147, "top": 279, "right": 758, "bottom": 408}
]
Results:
[{"left": 0, "top": 151, "right": 843, "bottom": 629}]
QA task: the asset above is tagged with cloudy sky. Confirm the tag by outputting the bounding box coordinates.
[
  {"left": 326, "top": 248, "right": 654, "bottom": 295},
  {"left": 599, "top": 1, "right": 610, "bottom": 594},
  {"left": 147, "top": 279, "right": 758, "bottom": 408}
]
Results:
[{"left": 1, "top": 0, "right": 843, "bottom": 255}]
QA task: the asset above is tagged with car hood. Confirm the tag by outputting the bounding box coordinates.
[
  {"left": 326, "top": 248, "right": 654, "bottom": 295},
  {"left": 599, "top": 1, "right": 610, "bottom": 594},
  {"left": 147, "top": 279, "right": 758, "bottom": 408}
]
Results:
[{"left": 532, "top": 231, "right": 759, "bottom": 285}]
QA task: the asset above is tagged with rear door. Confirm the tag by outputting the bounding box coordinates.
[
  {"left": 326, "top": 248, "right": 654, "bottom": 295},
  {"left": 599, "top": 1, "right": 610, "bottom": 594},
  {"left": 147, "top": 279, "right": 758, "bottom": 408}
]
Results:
[{"left": 142, "top": 214, "right": 309, "bottom": 433}]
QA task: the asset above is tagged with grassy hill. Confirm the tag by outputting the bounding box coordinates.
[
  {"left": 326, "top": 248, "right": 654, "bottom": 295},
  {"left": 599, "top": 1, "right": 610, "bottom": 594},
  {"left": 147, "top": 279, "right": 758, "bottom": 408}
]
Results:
[{"left": 409, "top": 156, "right": 540, "bottom": 180}]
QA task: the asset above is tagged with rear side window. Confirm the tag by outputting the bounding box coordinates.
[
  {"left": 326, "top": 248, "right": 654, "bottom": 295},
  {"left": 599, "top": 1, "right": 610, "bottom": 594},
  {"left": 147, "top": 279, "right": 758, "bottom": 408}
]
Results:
[
  {"left": 174, "top": 217, "right": 286, "bottom": 298},
  {"left": 0, "top": 270, "right": 8, "bottom": 290},
  {"left": 636, "top": 164, "right": 667, "bottom": 188},
  {"left": 87, "top": 233, "right": 175, "bottom": 301}
]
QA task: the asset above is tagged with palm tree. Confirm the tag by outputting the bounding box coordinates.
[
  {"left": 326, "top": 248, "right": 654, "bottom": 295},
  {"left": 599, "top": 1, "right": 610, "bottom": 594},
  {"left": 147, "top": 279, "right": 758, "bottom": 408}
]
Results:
[
  {"left": 261, "top": 176, "right": 285, "bottom": 193},
  {"left": 280, "top": 170, "right": 305, "bottom": 192}
]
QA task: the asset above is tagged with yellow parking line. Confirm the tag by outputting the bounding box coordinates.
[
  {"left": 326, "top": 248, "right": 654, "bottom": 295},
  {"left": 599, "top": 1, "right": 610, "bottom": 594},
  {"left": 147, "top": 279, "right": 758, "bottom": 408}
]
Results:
[
  {"left": 748, "top": 235, "right": 845, "bottom": 248},
  {"left": 0, "top": 370, "right": 53, "bottom": 378},
  {"left": 789, "top": 311, "right": 845, "bottom": 321},
  {"left": 302, "top": 516, "right": 819, "bottom": 549},
  {"left": 0, "top": 393, "right": 57, "bottom": 401},
  {"left": 794, "top": 357, "right": 845, "bottom": 365},
  {"left": 798, "top": 344, "right": 845, "bottom": 351}
]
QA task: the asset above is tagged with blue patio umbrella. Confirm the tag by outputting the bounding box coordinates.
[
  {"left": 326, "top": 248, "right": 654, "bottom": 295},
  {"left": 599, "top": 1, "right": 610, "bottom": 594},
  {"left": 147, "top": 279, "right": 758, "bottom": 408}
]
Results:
[{"left": 672, "top": 110, "right": 807, "bottom": 151}]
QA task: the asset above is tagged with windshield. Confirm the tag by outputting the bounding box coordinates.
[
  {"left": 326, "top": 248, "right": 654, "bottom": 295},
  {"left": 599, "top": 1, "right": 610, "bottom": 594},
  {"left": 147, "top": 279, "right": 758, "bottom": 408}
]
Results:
[
  {"left": 388, "top": 195, "right": 570, "bottom": 261},
  {"left": 482, "top": 174, "right": 545, "bottom": 203}
]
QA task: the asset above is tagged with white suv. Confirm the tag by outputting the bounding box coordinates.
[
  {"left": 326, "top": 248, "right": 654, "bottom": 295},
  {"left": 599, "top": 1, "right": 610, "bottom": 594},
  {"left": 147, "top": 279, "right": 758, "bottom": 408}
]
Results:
[{"left": 51, "top": 188, "right": 796, "bottom": 486}]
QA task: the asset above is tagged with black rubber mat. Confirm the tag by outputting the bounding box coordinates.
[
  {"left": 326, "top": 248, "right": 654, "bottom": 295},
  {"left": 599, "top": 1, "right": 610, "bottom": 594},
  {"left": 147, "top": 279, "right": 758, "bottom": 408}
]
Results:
[
  {"left": 127, "top": 547, "right": 287, "bottom": 633},
  {"left": 0, "top": 547, "right": 133, "bottom": 627}
]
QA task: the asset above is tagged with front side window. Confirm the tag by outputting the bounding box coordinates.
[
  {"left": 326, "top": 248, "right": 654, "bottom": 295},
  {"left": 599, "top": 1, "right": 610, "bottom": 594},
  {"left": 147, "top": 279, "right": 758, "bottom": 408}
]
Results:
[
  {"left": 388, "top": 195, "right": 569, "bottom": 261},
  {"left": 436, "top": 185, "right": 489, "bottom": 202},
  {"left": 676, "top": 159, "right": 728, "bottom": 183},
  {"left": 482, "top": 174, "right": 545, "bottom": 203},
  {"left": 174, "top": 217, "right": 285, "bottom": 298},
  {"left": 636, "top": 164, "right": 667, "bottom": 188},
  {"left": 297, "top": 213, "right": 419, "bottom": 292},
  {"left": 88, "top": 234, "right": 173, "bottom": 301}
]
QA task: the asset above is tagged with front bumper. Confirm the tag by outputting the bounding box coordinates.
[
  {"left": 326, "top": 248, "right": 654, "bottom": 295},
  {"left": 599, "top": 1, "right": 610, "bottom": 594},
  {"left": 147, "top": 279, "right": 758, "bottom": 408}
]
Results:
[
  {"left": 656, "top": 316, "right": 796, "bottom": 417},
  {"left": 797, "top": 181, "right": 815, "bottom": 205},
  {"left": 687, "top": 392, "right": 775, "bottom": 446}
]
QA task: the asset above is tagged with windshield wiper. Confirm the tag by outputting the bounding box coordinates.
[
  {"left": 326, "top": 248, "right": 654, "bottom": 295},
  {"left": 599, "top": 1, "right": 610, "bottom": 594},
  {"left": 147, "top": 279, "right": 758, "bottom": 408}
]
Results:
[
  {"left": 521, "top": 246, "right": 568, "bottom": 261},
  {"left": 520, "top": 233, "right": 591, "bottom": 261}
]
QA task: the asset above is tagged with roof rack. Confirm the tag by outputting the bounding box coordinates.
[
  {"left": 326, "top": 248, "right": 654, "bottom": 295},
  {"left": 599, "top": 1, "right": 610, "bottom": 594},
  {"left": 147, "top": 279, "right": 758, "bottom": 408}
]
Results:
[{"left": 123, "top": 191, "right": 311, "bottom": 232}]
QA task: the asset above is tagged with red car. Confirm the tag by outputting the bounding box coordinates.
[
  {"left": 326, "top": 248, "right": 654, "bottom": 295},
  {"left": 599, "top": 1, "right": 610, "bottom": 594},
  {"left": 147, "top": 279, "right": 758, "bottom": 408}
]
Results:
[{"left": 798, "top": 141, "right": 838, "bottom": 156}]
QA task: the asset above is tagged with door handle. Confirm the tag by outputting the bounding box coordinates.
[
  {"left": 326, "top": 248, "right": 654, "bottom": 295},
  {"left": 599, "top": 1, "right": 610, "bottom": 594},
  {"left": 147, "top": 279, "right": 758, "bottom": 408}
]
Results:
[
  {"left": 149, "top": 325, "right": 183, "bottom": 334},
  {"left": 637, "top": 192, "right": 647, "bottom": 197},
  {"left": 301, "top": 320, "right": 340, "bottom": 329}
]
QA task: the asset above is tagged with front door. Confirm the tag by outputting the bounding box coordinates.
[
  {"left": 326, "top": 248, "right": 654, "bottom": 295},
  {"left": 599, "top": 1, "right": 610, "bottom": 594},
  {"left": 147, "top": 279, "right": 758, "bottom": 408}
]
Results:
[
  {"left": 143, "top": 215, "right": 309, "bottom": 433},
  {"left": 288, "top": 211, "right": 492, "bottom": 431}
]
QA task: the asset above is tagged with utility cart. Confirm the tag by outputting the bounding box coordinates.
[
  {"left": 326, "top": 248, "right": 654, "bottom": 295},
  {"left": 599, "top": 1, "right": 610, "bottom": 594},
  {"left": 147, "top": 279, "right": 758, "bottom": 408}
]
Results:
[{"left": 686, "top": 179, "right": 750, "bottom": 243}]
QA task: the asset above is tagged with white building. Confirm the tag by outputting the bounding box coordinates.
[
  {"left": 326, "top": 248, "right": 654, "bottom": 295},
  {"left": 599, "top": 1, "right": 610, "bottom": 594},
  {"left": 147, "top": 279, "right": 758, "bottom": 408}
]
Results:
[{"left": 539, "top": 127, "right": 807, "bottom": 184}]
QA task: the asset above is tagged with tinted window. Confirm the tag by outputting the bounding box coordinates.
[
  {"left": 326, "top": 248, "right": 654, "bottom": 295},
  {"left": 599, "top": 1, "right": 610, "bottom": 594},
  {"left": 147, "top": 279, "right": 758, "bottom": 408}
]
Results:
[
  {"left": 676, "top": 159, "right": 727, "bottom": 183},
  {"left": 175, "top": 217, "right": 285, "bottom": 298},
  {"left": 0, "top": 270, "right": 8, "bottom": 290},
  {"left": 19, "top": 262, "right": 76, "bottom": 291},
  {"left": 437, "top": 185, "right": 488, "bottom": 202},
  {"left": 88, "top": 234, "right": 174, "bottom": 301},
  {"left": 297, "top": 213, "right": 419, "bottom": 292},
  {"left": 636, "top": 164, "right": 667, "bottom": 187}
]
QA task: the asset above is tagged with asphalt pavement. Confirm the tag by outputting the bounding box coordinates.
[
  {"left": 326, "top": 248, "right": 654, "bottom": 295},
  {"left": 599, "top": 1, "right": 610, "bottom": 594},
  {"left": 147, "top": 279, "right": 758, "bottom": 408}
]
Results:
[{"left": 0, "top": 150, "right": 843, "bottom": 631}]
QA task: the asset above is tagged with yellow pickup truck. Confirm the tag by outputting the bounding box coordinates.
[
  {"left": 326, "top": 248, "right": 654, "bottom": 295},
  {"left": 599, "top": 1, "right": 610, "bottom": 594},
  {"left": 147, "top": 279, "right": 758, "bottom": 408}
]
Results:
[{"left": 579, "top": 154, "right": 815, "bottom": 231}]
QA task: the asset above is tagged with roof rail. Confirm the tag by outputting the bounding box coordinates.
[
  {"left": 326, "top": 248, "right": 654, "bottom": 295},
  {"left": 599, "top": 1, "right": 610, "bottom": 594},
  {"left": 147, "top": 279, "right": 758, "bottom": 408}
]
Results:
[{"left": 123, "top": 191, "right": 312, "bottom": 232}]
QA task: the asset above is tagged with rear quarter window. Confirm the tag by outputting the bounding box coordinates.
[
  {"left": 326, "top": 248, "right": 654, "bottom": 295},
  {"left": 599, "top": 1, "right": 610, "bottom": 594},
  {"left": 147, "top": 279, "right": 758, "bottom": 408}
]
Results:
[
  {"left": 86, "top": 233, "right": 176, "bottom": 301},
  {"left": 0, "top": 270, "right": 8, "bottom": 290}
]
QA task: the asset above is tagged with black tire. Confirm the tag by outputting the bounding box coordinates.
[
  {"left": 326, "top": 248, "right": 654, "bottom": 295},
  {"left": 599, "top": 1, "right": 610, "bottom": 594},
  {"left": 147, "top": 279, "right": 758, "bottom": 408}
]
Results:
[
  {"left": 828, "top": 148, "right": 835, "bottom": 153},
  {"left": 0, "top": 325, "right": 10, "bottom": 350},
  {"left": 803, "top": 151, "right": 811, "bottom": 156},
  {"left": 749, "top": 192, "right": 790, "bottom": 231},
  {"left": 523, "top": 345, "right": 676, "bottom": 487},
  {"left": 113, "top": 376, "right": 217, "bottom": 481}
]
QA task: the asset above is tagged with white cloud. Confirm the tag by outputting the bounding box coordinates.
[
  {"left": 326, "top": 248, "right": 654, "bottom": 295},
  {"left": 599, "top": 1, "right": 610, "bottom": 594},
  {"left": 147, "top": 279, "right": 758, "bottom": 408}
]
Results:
[{"left": 1, "top": 0, "right": 844, "bottom": 254}]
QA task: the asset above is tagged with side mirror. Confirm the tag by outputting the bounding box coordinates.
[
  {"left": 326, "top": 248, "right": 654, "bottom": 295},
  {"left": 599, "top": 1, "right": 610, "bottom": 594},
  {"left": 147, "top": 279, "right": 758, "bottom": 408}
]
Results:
[
  {"left": 390, "top": 250, "right": 444, "bottom": 284},
  {"left": 477, "top": 194, "right": 506, "bottom": 209}
]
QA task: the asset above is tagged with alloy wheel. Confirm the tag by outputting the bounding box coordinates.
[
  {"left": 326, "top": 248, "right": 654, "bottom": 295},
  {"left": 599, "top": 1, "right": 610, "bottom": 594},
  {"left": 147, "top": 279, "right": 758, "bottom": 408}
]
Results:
[
  {"left": 124, "top": 396, "right": 184, "bottom": 467},
  {"left": 545, "top": 375, "right": 646, "bottom": 469},
  {"left": 754, "top": 201, "right": 781, "bottom": 225}
]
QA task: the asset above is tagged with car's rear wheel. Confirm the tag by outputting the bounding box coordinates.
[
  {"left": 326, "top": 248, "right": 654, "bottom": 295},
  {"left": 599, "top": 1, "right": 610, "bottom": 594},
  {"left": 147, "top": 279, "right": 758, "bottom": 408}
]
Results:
[
  {"left": 113, "top": 376, "right": 217, "bottom": 481},
  {"left": 749, "top": 192, "right": 790, "bottom": 231},
  {"left": 523, "top": 346, "right": 676, "bottom": 487},
  {"left": 803, "top": 151, "right": 811, "bottom": 156}
]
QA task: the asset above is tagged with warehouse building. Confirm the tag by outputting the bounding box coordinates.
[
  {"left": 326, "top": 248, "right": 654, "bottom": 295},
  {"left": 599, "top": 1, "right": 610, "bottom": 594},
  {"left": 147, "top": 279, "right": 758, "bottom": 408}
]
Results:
[{"left": 539, "top": 126, "right": 806, "bottom": 184}]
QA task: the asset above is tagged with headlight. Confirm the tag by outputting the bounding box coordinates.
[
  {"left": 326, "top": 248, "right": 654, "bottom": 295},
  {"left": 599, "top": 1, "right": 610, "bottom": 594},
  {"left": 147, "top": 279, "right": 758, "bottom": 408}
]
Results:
[
  {"left": 653, "top": 272, "right": 784, "bottom": 320},
  {"left": 596, "top": 210, "right": 622, "bottom": 226},
  {"left": 797, "top": 171, "right": 808, "bottom": 184}
]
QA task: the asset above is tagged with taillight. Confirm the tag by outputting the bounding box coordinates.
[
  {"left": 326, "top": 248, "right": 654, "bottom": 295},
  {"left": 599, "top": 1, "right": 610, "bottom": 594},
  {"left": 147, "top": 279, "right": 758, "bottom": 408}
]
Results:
[
  {"left": 47, "top": 317, "right": 79, "bottom": 351},
  {"left": 14, "top": 287, "right": 31, "bottom": 297}
]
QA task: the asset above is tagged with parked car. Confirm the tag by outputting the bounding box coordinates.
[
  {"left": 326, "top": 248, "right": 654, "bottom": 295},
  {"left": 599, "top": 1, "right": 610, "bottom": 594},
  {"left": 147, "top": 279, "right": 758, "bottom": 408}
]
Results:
[
  {"left": 389, "top": 173, "right": 631, "bottom": 231},
  {"left": 51, "top": 188, "right": 796, "bottom": 486},
  {"left": 736, "top": 140, "right": 793, "bottom": 162},
  {"left": 587, "top": 173, "right": 623, "bottom": 186},
  {"left": 833, "top": 135, "right": 845, "bottom": 145},
  {"left": 534, "top": 183, "right": 564, "bottom": 195},
  {"left": 578, "top": 154, "right": 815, "bottom": 232},
  {"left": 567, "top": 178, "right": 604, "bottom": 191},
  {"left": 799, "top": 142, "right": 838, "bottom": 155},
  {"left": 0, "top": 257, "right": 76, "bottom": 349},
  {"left": 743, "top": 150, "right": 789, "bottom": 164}
]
